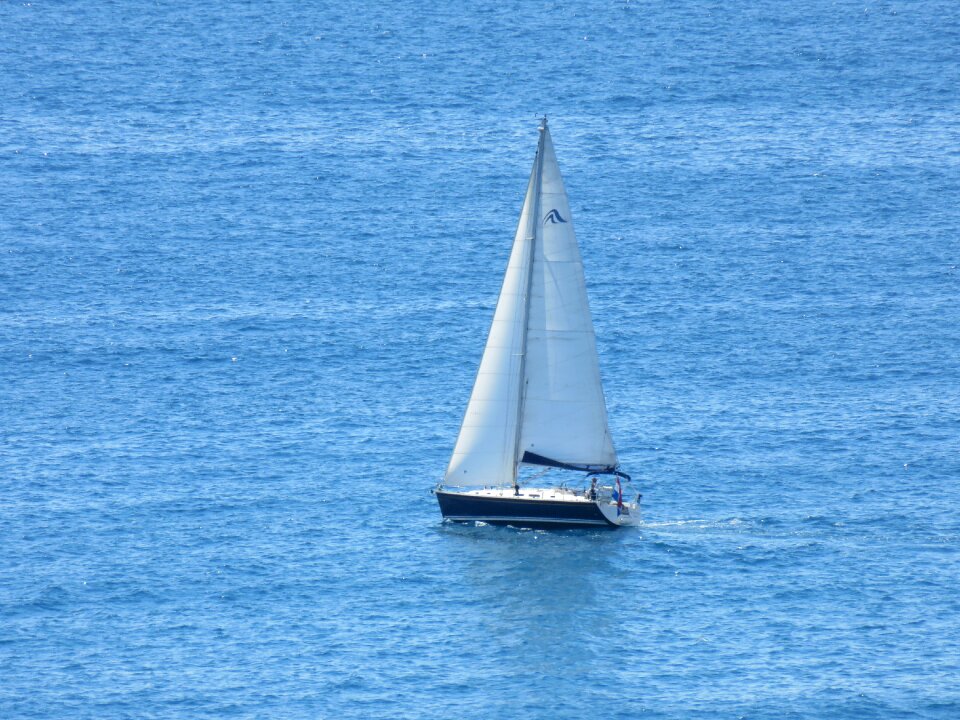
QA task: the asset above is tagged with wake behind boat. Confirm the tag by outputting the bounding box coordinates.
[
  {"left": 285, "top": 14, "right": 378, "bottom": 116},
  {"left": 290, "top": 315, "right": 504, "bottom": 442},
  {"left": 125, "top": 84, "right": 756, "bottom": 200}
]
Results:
[{"left": 435, "top": 118, "right": 639, "bottom": 529}]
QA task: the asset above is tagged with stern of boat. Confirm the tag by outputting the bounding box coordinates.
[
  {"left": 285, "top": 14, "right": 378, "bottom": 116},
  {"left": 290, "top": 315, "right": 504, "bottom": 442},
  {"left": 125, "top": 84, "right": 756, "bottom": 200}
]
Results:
[{"left": 597, "top": 499, "right": 640, "bottom": 527}]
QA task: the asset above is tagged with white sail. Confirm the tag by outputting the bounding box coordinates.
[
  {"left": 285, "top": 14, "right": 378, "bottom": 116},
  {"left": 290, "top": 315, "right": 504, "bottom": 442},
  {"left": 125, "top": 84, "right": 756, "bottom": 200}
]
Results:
[
  {"left": 443, "top": 154, "right": 538, "bottom": 487},
  {"left": 518, "top": 126, "right": 617, "bottom": 470},
  {"left": 444, "top": 120, "right": 616, "bottom": 487}
]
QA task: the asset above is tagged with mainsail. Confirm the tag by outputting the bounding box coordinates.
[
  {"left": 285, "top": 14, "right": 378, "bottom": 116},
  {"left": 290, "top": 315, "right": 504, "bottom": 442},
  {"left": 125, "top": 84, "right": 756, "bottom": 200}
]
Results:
[{"left": 444, "top": 120, "right": 617, "bottom": 487}]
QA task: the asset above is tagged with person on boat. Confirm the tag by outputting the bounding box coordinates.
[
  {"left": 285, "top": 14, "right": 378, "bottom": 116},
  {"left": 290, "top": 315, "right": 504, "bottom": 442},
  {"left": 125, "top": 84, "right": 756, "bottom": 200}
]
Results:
[{"left": 587, "top": 477, "right": 597, "bottom": 501}]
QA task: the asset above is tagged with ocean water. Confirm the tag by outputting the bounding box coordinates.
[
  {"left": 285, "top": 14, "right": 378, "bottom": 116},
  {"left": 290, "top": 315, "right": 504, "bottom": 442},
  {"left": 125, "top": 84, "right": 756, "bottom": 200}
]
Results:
[{"left": 2, "top": 0, "right": 959, "bottom": 717}]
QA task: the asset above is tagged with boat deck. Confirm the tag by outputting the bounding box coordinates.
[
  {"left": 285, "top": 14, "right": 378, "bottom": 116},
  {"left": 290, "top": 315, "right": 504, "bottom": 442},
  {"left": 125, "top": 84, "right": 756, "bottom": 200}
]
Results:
[{"left": 455, "top": 486, "right": 599, "bottom": 503}]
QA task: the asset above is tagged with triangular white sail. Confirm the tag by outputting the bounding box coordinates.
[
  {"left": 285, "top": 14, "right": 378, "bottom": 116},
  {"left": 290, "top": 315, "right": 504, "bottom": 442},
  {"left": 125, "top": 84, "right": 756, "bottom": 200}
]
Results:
[
  {"left": 444, "top": 120, "right": 616, "bottom": 488},
  {"left": 444, "top": 157, "right": 537, "bottom": 487},
  {"left": 518, "top": 127, "right": 617, "bottom": 470}
]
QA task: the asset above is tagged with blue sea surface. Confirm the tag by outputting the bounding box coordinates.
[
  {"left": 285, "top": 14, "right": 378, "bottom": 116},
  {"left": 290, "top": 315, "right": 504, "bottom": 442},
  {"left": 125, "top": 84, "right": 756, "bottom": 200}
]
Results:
[{"left": 2, "top": 1, "right": 959, "bottom": 717}]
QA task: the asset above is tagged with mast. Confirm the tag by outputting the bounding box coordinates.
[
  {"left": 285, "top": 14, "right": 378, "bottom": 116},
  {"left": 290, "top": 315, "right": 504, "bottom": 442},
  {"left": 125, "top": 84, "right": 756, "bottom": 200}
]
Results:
[{"left": 510, "top": 117, "right": 547, "bottom": 492}]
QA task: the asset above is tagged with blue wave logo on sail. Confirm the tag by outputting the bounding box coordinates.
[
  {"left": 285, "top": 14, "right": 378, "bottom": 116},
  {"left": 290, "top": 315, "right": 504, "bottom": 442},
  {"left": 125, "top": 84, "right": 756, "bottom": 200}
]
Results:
[{"left": 543, "top": 209, "right": 567, "bottom": 224}]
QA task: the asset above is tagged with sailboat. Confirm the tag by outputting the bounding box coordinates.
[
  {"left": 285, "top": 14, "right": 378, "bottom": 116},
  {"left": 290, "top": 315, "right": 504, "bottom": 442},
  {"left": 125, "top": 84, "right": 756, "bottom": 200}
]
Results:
[{"left": 435, "top": 118, "right": 639, "bottom": 529}]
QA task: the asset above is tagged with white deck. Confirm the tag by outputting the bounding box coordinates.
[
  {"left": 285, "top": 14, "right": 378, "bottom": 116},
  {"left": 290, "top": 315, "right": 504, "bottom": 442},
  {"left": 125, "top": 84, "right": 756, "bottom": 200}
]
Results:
[{"left": 458, "top": 486, "right": 596, "bottom": 502}]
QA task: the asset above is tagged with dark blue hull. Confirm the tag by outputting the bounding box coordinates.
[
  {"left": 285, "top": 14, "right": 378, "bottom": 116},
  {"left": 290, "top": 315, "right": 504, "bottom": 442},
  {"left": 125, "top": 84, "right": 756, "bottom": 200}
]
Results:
[{"left": 435, "top": 490, "right": 617, "bottom": 529}]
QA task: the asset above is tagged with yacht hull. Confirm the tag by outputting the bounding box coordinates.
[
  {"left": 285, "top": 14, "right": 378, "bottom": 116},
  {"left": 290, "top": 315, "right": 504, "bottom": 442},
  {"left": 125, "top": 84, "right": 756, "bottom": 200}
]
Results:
[{"left": 436, "top": 489, "right": 634, "bottom": 529}]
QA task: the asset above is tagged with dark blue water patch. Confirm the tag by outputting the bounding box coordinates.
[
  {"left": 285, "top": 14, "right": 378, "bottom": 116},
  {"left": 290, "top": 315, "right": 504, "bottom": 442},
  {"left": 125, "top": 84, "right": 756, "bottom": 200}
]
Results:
[{"left": 3, "top": 0, "right": 960, "bottom": 717}]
